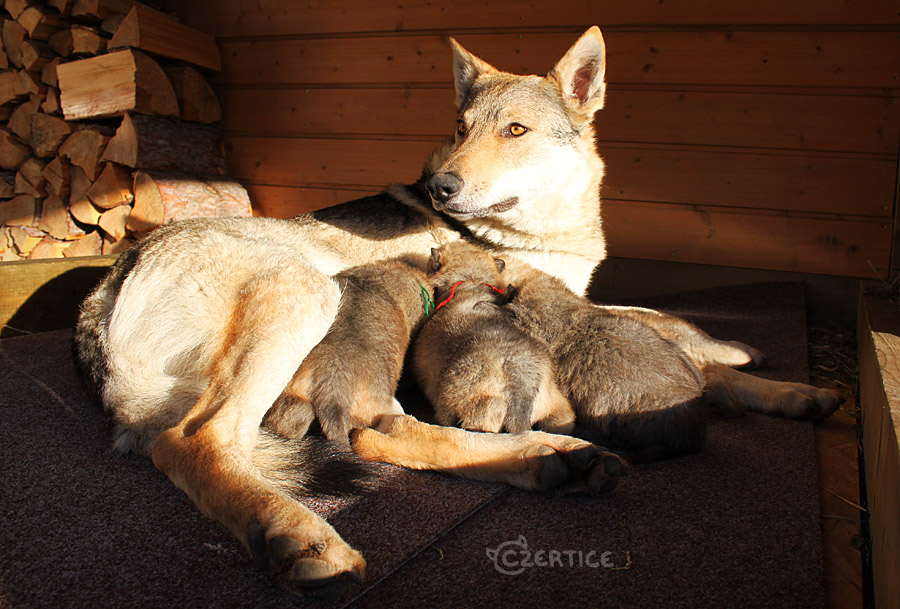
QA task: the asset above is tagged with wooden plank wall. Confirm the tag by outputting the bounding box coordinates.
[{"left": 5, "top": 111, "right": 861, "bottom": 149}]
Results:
[{"left": 170, "top": 1, "right": 900, "bottom": 278}]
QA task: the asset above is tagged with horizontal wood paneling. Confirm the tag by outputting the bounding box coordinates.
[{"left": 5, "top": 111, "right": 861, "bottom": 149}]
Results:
[
  {"left": 603, "top": 200, "right": 891, "bottom": 277},
  {"left": 176, "top": 0, "right": 900, "bottom": 38},
  {"left": 217, "top": 32, "right": 900, "bottom": 89},
  {"left": 226, "top": 136, "right": 895, "bottom": 217},
  {"left": 219, "top": 86, "right": 900, "bottom": 155}
]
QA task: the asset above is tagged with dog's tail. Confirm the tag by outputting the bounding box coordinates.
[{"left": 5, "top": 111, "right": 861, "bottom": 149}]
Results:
[{"left": 254, "top": 429, "right": 378, "bottom": 497}]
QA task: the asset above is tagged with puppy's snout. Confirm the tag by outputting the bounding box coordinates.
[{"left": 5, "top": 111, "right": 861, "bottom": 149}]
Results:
[{"left": 427, "top": 172, "right": 464, "bottom": 205}]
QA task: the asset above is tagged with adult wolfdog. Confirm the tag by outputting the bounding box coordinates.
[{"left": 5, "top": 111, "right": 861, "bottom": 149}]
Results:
[{"left": 74, "top": 27, "right": 838, "bottom": 597}]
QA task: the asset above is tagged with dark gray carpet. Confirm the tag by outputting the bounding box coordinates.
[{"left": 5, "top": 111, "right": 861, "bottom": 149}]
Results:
[{"left": 0, "top": 282, "right": 824, "bottom": 609}]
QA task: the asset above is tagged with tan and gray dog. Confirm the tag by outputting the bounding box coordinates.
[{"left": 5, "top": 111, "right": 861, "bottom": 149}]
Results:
[{"left": 412, "top": 242, "right": 577, "bottom": 436}]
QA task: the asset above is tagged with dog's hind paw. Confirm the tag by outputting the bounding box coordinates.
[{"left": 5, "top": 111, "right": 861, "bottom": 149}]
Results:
[{"left": 247, "top": 512, "right": 365, "bottom": 600}]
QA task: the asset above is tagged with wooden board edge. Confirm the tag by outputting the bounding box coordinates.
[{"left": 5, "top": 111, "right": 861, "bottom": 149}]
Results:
[{"left": 0, "top": 254, "right": 118, "bottom": 339}]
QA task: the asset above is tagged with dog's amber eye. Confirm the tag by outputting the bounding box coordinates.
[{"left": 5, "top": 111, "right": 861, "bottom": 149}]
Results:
[
  {"left": 508, "top": 123, "right": 528, "bottom": 137},
  {"left": 457, "top": 121, "right": 467, "bottom": 136}
]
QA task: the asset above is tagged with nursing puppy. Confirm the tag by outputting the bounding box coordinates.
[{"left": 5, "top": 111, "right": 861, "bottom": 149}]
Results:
[
  {"left": 264, "top": 259, "right": 432, "bottom": 444},
  {"left": 413, "top": 242, "right": 576, "bottom": 435},
  {"left": 503, "top": 261, "right": 707, "bottom": 463}
]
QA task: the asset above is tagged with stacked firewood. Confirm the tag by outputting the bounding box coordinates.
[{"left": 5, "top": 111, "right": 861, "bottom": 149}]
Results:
[{"left": 0, "top": 0, "right": 251, "bottom": 261}]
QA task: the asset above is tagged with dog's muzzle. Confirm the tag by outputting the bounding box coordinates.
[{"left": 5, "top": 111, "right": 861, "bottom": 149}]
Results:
[{"left": 426, "top": 172, "right": 464, "bottom": 208}]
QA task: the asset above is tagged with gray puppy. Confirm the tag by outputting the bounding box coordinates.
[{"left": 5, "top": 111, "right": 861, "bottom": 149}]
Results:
[
  {"left": 503, "top": 261, "right": 708, "bottom": 463},
  {"left": 264, "top": 258, "right": 433, "bottom": 444},
  {"left": 412, "top": 242, "right": 575, "bottom": 435}
]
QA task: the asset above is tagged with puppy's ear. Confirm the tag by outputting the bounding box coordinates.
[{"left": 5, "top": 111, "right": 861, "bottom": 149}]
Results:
[
  {"left": 504, "top": 283, "right": 518, "bottom": 302},
  {"left": 429, "top": 248, "right": 443, "bottom": 273},
  {"left": 450, "top": 38, "right": 497, "bottom": 109},
  {"left": 493, "top": 258, "right": 506, "bottom": 274},
  {"left": 548, "top": 26, "right": 606, "bottom": 121}
]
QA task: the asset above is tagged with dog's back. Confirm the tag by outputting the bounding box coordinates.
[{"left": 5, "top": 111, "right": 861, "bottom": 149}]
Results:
[
  {"left": 505, "top": 262, "right": 707, "bottom": 462},
  {"left": 413, "top": 242, "right": 574, "bottom": 434}
]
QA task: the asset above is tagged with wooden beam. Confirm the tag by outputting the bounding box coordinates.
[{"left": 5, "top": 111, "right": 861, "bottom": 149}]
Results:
[
  {"left": 858, "top": 290, "right": 900, "bottom": 609},
  {"left": 0, "top": 254, "right": 116, "bottom": 338}
]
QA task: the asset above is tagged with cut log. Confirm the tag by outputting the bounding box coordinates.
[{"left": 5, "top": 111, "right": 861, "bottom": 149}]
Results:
[
  {"left": 164, "top": 65, "right": 221, "bottom": 123},
  {"left": 109, "top": 5, "right": 221, "bottom": 71},
  {"left": 48, "top": 25, "right": 108, "bottom": 57},
  {"left": 14, "top": 157, "right": 46, "bottom": 196},
  {"left": 0, "top": 172, "right": 15, "bottom": 198},
  {"left": 1, "top": 194, "right": 37, "bottom": 226},
  {"left": 38, "top": 193, "right": 69, "bottom": 239},
  {"left": 56, "top": 48, "right": 178, "bottom": 120},
  {"left": 0, "top": 69, "right": 27, "bottom": 106},
  {"left": 17, "top": 6, "right": 67, "bottom": 41},
  {"left": 18, "top": 69, "right": 45, "bottom": 97},
  {"left": 100, "top": 12, "right": 126, "bottom": 34},
  {"left": 128, "top": 170, "right": 251, "bottom": 233},
  {"left": 63, "top": 229, "right": 102, "bottom": 256},
  {"left": 69, "top": 195, "right": 103, "bottom": 226},
  {"left": 47, "top": 28, "right": 74, "bottom": 57},
  {"left": 47, "top": 0, "right": 75, "bottom": 17},
  {"left": 40, "top": 86, "right": 61, "bottom": 114},
  {"left": 101, "top": 232, "right": 132, "bottom": 254},
  {"left": 42, "top": 155, "right": 70, "bottom": 196},
  {"left": 101, "top": 113, "right": 225, "bottom": 175},
  {"left": 7, "top": 225, "right": 44, "bottom": 256},
  {"left": 58, "top": 125, "right": 112, "bottom": 179},
  {"left": 29, "top": 234, "right": 68, "bottom": 258},
  {"left": 0, "top": 128, "right": 31, "bottom": 169},
  {"left": 21, "top": 40, "right": 56, "bottom": 72},
  {"left": 0, "top": 38, "right": 8, "bottom": 70},
  {"left": 41, "top": 57, "right": 63, "bottom": 86},
  {"left": 31, "top": 112, "right": 74, "bottom": 158},
  {"left": 86, "top": 161, "right": 132, "bottom": 208},
  {"left": 72, "top": 25, "right": 108, "bottom": 55},
  {"left": 71, "top": 0, "right": 135, "bottom": 23},
  {"left": 2, "top": 19, "right": 27, "bottom": 68},
  {"left": 5, "top": 0, "right": 35, "bottom": 20},
  {"left": 8, "top": 98, "right": 39, "bottom": 145},
  {"left": 97, "top": 201, "right": 130, "bottom": 240},
  {"left": 68, "top": 163, "right": 91, "bottom": 204}
]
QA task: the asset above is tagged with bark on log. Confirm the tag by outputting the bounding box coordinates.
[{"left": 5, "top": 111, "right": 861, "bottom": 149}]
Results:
[
  {"left": 101, "top": 113, "right": 225, "bottom": 175},
  {"left": 56, "top": 48, "right": 178, "bottom": 120},
  {"left": 128, "top": 170, "right": 251, "bottom": 233}
]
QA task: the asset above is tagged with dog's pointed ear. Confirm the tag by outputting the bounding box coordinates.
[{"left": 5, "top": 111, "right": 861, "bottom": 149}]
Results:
[
  {"left": 548, "top": 26, "right": 607, "bottom": 119},
  {"left": 450, "top": 38, "right": 497, "bottom": 108}
]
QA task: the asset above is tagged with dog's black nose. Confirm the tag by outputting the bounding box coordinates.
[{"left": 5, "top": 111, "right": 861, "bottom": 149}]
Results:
[{"left": 427, "top": 172, "right": 464, "bottom": 204}]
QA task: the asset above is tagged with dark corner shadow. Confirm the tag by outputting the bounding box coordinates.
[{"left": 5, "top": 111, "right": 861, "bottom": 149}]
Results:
[{"left": 3, "top": 265, "right": 112, "bottom": 339}]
